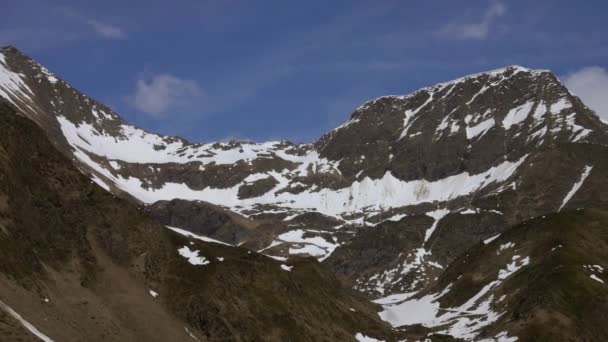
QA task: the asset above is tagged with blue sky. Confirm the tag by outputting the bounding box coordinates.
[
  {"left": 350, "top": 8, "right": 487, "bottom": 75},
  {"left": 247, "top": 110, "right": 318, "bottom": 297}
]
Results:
[{"left": 2, "top": 0, "right": 608, "bottom": 143}]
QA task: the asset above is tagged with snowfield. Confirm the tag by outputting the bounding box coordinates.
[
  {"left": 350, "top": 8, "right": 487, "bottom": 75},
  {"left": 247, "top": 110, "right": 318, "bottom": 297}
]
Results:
[{"left": 57, "top": 112, "right": 530, "bottom": 219}]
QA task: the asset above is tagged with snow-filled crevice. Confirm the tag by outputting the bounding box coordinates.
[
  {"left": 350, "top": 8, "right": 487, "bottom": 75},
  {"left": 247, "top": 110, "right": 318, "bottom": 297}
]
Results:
[{"left": 558, "top": 165, "right": 593, "bottom": 212}]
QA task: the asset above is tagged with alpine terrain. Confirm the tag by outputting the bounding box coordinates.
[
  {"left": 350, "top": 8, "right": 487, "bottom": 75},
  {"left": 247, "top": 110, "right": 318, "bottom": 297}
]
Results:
[{"left": 0, "top": 45, "right": 607, "bottom": 341}]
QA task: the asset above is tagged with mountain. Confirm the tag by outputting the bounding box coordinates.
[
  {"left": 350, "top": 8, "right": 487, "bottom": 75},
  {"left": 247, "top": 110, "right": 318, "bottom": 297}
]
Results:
[
  {"left": 1, "top": 45, "right": 608, "bottom": 341},
  {"left": 0, "top": 99, "right": 395, "bottom": 341}
]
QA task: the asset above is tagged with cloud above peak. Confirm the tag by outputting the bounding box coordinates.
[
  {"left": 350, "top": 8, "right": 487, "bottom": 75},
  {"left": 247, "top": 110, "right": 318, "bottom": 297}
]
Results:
[
  {"left": 86, "top": 19, "right": 127, "bottom": 40},
  {"left": 57, "top": 6, "right": 127, "bottom": 40},
  {"left": 438, "top": 0, "right": 506, "bottom": 40},
  {"left": 564, "top": 66, "right": 608, "bottom": 121},
  {"left": 130, "top": 73, "right": 204, "bottom": 117}
]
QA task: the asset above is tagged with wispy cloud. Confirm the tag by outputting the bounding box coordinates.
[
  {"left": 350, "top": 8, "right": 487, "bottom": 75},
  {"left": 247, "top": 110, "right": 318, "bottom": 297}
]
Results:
[
  {"left": 86, "top": 19, "right": 127, "bottom": 40},
  {"left": 130, "top": 73, "right": 204, "bottom": 117},
  {"left": 438, "top": 0, "right": 506, "bottom": 40},
  {"left": 564, "top": 66, "right": 608, "bottom": 121},
  {"left": 58, "top": 6, "right": 127, "bottom": 40}
]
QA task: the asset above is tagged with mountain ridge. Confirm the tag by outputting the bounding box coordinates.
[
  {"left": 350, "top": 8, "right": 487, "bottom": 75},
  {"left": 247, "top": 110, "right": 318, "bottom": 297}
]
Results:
[
  {"left": 4, "top": 45, "right": 601, "bottom": 146},
  {"left": 1, "top": 45, "right": 608, "bottom": 341}
]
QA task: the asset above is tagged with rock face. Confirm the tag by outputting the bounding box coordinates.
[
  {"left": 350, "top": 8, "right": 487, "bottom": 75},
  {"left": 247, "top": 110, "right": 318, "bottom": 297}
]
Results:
[
  {"left": 1, "top": 45, "right": 608, "bottom": 341},
  {"left": 147, "top": 199, "right": 257, "bottom": 245}
]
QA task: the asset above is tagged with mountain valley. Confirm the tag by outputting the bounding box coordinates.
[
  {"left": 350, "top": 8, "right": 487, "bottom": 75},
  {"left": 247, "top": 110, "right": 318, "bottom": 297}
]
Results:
[{"left": 0, "top": 45, "right": 607, "bottom": 341}]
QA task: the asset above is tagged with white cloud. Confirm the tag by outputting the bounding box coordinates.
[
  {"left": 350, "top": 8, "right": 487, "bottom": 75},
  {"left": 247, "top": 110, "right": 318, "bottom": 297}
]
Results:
[
  {"left": 56, "top": 7, "right": 126, "bottom": 40},
  {"left": 86, "top": 20, "right": 126, "bottom": 40},
  {"left": 439, "top": 0, "right": 506, "bottom": 40},
  {"left": 564, "top": 66, "right": 608, "bottom": 121},
  {"left": 131, "top": 73, "right": 203, "bottom": 117}
]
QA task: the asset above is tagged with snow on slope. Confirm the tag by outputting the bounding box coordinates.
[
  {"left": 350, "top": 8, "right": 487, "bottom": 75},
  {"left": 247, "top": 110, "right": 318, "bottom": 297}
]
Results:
[
  {"left": 558, "top": 165, "right": 593, "bottom": 211},
  {"left": 361, "top": 208, "right": 451, "bottom": 295},
  {"left": 0, "top": 52, "right": 36, "bottom": 113},
  {"left": 166, "top": 226, "right": 233, "bottom": 246},
  {"left": 397, "top": 66, "right": 529, "bottom": 141},
  {"left": 466, "top": 117, "right": 495, "bottom": 140},
  {"left": 377, "top": 254, "right": 530, "bottom": 340},
  {"left": 56, "top": 116, "right": 309, "bottom": 166},
  {"left": 177, "top": 246, "right": 210, "bottom": 266},
  {"left": 502, "top": 101, "right": 535, "bottom": 129},
  {"left": 0, "top": 299, "right": 54, "bottom": 342},
  {"left": 62, "top": 120, "right": 528, "bottom": 218},
  {"left": 354, "top": 332, "right": 385, "bottom": 342},
  {"left": 424, "top": 209, "right": 450, "bottom": 242},
  {"left": 261, "top": 229, "right": 339, "bottom": 261}
]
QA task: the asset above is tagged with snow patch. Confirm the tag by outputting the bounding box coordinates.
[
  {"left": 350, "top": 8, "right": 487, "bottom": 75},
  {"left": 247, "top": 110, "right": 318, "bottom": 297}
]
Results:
[
  {"left": 424, "top": 209, "right": 450, "bottom": 243},
  {"left": 466, "top": 117, "right": 495, "bottom": 140},
  {"left": 499, "top": 242, "right": 515, "bottom": 252},
  {"left": 166, "top": 226, "right": 232, "bottom": 246},
  {"left": 399, "top": 91, "right": 434, "bottom": 140},
  {"left": 484, "top": 234, "right": 501, "bottom": 244},
  {"left": 558, "top": 165, "right": 593, "bottom": 211},
  {"left": 590, "top": 274, "right": 604, "bottom": 284},
  {"left": 479, "top": 331, "right": 519, "bottom": 342},
  {"left": 0, "top": 51, "right": 36, "bottom": 113},
  {"left": 91, "top": 174, "right": 111, "bottom": 191},
  {"left": 177, "top": 246, "right": 210, "bottom": 266},
  {"left": 550, "top": 98, "right": 572, "bottom": 114},
  {"left": 354, "top": 333, "right": 385, "bottom": 342},
  {"left": 265, "top": 229, "right": 338, "bottom": 261},
  {"left": 184, "top": 327, "right": 200, "bottom": 341},
  {"left": 503, "top": 101, "right": 534, "bottom": 129},
  {"left": 460, "top": 208, "right": 478, "bottom": 214},
  {"left": 532, "top": 101, "right": 547, "bottom": 120},
  {"left": 0, "top": 299, "right": 53, "bottom": 342},
  {"left": 385, "top": 213, "right": 407, "bottom": 222}
]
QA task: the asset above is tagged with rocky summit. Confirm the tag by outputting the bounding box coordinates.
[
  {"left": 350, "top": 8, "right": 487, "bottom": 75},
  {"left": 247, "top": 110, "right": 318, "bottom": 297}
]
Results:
[{"left": 0, "top": 45, "right": 607, "bottom": 341}]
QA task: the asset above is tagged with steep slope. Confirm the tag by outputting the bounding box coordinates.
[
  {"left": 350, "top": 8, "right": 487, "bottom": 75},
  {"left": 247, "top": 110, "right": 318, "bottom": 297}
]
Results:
[
  {"left": 376, "top": 208, "right": 608, "bottom": 341},
  {"left": 0, "top": 100, "right": 394, "bottom": 341}
]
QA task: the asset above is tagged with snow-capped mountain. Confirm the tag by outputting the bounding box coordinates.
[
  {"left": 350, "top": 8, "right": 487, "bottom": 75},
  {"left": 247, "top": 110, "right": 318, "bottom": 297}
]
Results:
[
  {"left": 0, "top": 100, "right": 394, "bottom": 341},
  {"left": 1, "top": 45, "right": 608, "bottom": 341},
  {"left": 2, "top": 46, "right": 604, "bottom": 222}
]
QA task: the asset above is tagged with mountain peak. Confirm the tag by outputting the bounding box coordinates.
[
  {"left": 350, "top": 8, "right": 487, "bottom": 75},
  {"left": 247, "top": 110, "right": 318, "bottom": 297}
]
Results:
[
  {"left": 0, "top": 45, "right": 19, "bottom": 53},
  {"left": 334, "top": 65, "right": 557, "bottom": 131},
  {"left": 436, "top": 64, "right": 547, "bottom": 84},
  {"left": 317, "top": 62, "right": 606, "bottom": 182}
]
